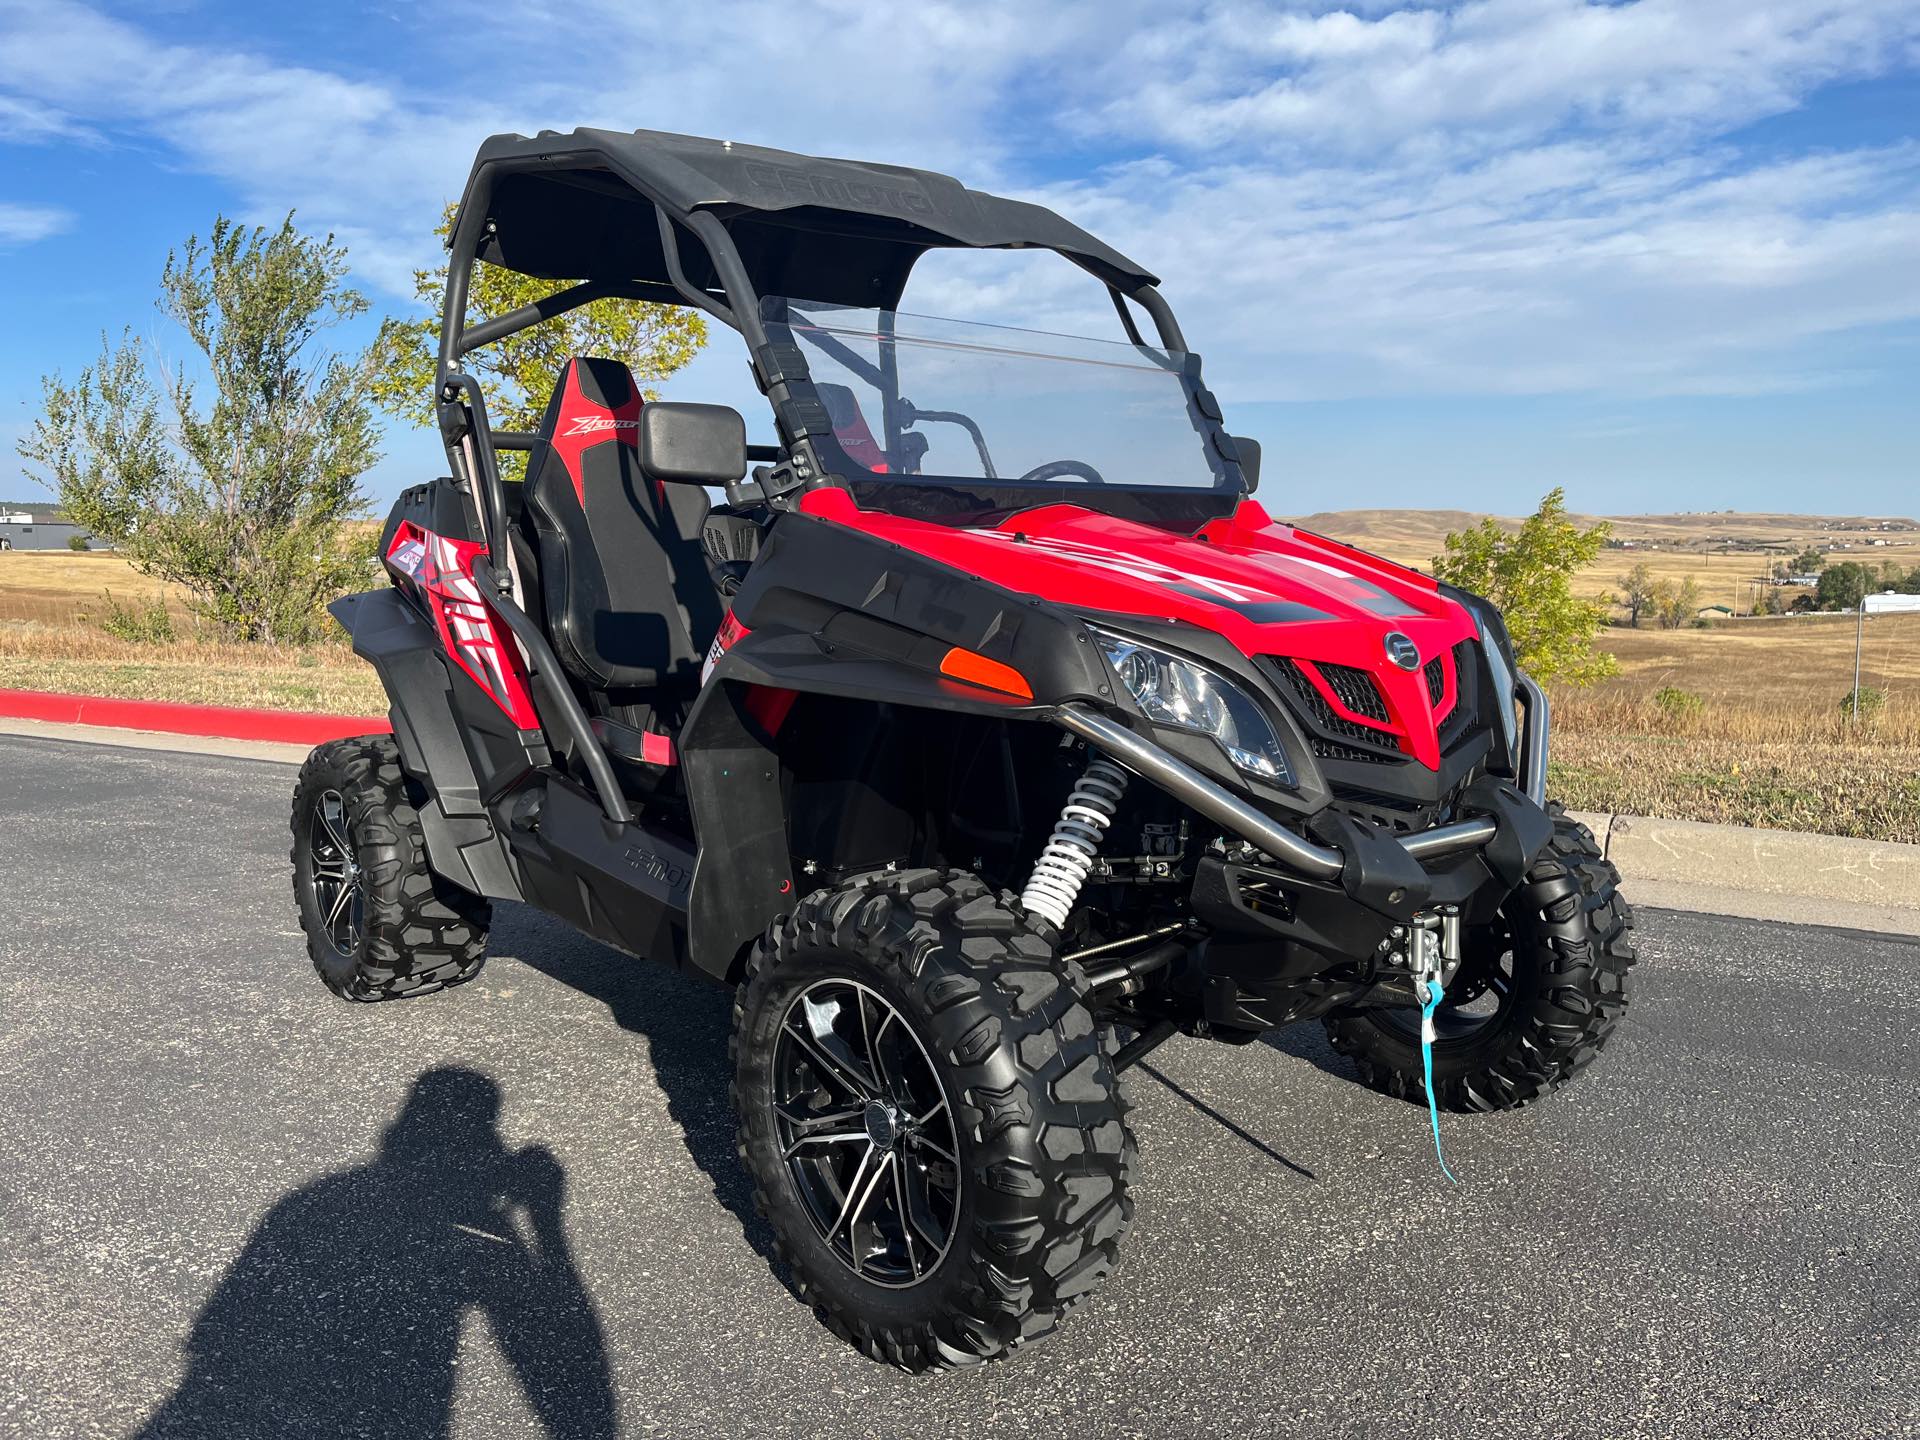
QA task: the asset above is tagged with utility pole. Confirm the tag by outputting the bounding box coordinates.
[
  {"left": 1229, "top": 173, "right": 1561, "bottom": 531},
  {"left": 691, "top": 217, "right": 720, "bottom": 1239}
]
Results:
[{"left": 1853, "top": 600, "right": 1865, "bottom": 723}]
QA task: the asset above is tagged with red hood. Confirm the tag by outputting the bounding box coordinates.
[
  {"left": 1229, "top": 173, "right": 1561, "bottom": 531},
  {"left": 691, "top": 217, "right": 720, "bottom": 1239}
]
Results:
[{"left": 798, "top": 490, "right": 1477, "bottom": 769}]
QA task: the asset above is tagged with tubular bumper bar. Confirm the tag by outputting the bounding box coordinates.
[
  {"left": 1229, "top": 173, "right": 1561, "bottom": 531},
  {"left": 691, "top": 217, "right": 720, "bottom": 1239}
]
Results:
[
  {"left": 1516, "top": 671, "right": 1550, "bottom": 808},
  {"left": 1050, "top": 705, "right": 1507, "bottom": 882}
]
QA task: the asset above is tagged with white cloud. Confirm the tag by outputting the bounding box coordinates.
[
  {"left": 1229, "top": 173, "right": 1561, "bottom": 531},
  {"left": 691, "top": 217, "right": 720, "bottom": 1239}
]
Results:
[
  {"left": 0, "top": 202, "right": 73, "bottom": 244},
  {"left": 0, "top": 0, "right": 1916, "bottom": 402},
  {"left": 1077, "top": 0, "right": 1920, "bottom": 155}
]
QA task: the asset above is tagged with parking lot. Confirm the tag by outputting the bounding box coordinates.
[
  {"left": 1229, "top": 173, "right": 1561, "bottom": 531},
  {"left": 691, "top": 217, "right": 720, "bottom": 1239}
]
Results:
[{"left": 2, "top": 733, "right": 1915, "bottom": 1439}]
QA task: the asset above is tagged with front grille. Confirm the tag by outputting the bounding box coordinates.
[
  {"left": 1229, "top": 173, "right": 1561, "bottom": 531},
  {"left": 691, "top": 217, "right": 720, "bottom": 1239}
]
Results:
[
  {"left": 1308, "top": 737, "right": 1400, "bottom": 765},
  {"left": 1424, "top": 654, "right": 1445, "bottom": 708},
  {"left": 1440, "top": 640, "right": 1478, "bottom": 744},
  {"left": 1266, "top": 658, "right": 1402, "bottom": 756},
  {"left": 1317, "top": 662, "right": 1389, "bottom": 722}
]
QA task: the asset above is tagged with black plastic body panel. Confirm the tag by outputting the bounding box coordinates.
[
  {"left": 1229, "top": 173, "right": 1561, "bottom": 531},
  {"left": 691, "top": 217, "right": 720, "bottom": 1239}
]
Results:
[
  {"left": 502, "top": 777, "right": 692, "bottom": 967},
  {"left": 330, "top": 588, "right": 523, "bottom": 901},
  {"left": 730, "top": 512, "right": 1117, "bottom": 711},
  {"left": 380, "top": 476, "right": 482, "bottom": 554},
  {"left": 678, "top": 678, "right": 794, "bottom": 980}
]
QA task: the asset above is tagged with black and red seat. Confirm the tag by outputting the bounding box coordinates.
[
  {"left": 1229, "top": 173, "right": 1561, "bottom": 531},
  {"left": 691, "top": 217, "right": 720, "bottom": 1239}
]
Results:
[{"left": 516, "top": 357, "right": 725, "bottom": 731}]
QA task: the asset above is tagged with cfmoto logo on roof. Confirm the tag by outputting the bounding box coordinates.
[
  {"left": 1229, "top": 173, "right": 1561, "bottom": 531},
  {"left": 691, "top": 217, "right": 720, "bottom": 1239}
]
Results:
[
  {"left": 1384, "top": 632, "right": 1421, "bottom": 670},
  {"left": 740, "top": 162, "right": 935, "bottom": 217}
]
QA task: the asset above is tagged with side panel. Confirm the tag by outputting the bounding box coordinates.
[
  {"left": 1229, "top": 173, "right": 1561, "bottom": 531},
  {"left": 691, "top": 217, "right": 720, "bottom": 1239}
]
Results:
[
  {"left": 331, "top": 589, "right": 523, "bottom": 901},
  {"left": 385, "top": 520, "right": 541, "bottom": 730},
  {"left": 679, "top": 674, "right": 796, "bottom": 981}
]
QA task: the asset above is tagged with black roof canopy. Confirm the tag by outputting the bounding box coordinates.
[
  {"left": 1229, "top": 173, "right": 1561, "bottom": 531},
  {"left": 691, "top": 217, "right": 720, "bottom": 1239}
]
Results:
[{"left": 454, "top": 128, "right": 1158, "bottom": 311}]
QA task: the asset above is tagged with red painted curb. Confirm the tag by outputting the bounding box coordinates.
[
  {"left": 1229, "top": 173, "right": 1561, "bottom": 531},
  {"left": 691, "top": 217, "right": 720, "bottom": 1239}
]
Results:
[{"left": 0, "top": 688, "right": 390, "bottom": 747}]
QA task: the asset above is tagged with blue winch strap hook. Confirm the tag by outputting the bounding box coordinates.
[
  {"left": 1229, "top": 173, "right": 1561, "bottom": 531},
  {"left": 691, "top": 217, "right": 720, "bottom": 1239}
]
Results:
[{"left": 1416, "top": 975, "right": 1459, "bottom": 1186}]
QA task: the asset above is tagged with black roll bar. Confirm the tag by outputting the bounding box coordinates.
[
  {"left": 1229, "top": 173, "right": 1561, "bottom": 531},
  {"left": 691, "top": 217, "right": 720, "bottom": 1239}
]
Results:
[{"left": 469, "top": 558, "right": 634, "bottom": 826}]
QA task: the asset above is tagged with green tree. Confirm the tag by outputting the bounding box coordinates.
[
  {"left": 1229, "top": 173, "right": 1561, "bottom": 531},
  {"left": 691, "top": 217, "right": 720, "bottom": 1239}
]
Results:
[
  {"left": 1816, "top": 561, "right": 1873, "bottom": 611},
  {"left": 1790, "top": 546, "right": 1825, "bottom": 574},
  {"left": 19, "top": 216, "right": 378, "bottom": 642},
  {"left": 1653, "top": 576, "right": 1704, "bottom": 629},
  {"left": 371, "top": 204, "right": 707, "bottom": 478},
  {"left": 1432, "top": 488, "right": 1617, "bottom": 685},
  {"left": 1617, "top": 560, "right": 1656, "bottom": 628}
]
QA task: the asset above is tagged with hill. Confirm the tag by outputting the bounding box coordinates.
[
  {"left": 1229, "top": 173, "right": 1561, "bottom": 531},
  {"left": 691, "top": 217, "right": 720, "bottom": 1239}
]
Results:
[{"left": 1284, "top": 509, "right": 1920, "bottom": 586}]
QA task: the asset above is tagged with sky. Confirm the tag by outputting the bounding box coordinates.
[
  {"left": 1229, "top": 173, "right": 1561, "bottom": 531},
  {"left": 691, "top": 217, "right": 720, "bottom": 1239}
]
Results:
[{"left": 0, "top": 0, "right": 1915, "bottom": 516}]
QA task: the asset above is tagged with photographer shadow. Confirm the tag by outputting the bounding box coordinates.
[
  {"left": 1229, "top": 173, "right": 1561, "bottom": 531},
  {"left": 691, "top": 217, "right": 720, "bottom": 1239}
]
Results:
[
  {"left": 134, "top": 1067, "right": 616, "bottom": 1440},
  {"left": 492, "top": 907, "right": 778, "bottom": 1268}
]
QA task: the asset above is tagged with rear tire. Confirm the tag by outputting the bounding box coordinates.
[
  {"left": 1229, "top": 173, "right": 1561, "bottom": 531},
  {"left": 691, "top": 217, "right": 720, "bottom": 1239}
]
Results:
[
  {"left": 1323, "top": 806, "right": 1635, "bottom": 1112},
  {"left": 731, "top": 868, "right": 1135, "bottom": 1370},
  {"left": 290, "top": 734, "right": 490, "bottom": 1002}
]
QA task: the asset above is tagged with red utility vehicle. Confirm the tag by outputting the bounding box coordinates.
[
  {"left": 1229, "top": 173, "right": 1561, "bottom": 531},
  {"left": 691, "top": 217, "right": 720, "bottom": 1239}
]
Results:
[{"left": 293, "top": 129, "right": 1635, "bottom": 1369}]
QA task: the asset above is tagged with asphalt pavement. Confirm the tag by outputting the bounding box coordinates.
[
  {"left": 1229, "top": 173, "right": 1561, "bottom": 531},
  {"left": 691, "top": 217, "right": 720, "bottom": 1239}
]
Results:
[{"left": 1, "top": 733, "right": 1915, "bottom": 1440}]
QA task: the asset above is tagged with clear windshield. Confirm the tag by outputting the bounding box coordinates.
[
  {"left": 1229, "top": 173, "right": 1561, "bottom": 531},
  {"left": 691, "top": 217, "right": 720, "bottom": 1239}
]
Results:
[{"left": 764, "top": 298, "right": 1236, "bottom": 493}]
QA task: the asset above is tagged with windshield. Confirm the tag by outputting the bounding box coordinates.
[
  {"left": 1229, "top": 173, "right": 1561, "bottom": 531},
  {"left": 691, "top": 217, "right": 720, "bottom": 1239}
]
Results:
[{"left": 763, "top": 298, "right": 1239, "bottom": 497}]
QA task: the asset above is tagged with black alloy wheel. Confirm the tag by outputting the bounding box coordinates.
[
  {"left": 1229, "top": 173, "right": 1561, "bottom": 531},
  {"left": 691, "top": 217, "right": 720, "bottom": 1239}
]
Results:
[
  {"left": 305, "top": 788, "right": 364, "bottom": 956},
  {"left": 771, "top": 978, "right": 962, "bottom": 1287}
]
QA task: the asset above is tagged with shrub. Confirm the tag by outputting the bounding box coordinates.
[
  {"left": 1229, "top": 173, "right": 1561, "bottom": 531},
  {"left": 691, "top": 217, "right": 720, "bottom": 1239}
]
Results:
[
  {"left": 1653, "top": 686, "right": 1704, "bottom": 720},
  {"left": 95, "top": 590, "right": 176, "bottom": 644},
  {"left": 66, "top": 533, "right": 88, "bottom": 551},
  {"left": 1840, "top": 686, "right": 1887, "bottom": 720}
]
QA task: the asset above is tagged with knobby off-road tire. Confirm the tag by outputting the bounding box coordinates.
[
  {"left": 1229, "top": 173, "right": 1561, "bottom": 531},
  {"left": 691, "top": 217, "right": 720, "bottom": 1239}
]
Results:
[
  {"left": 732, "top": 868, "right": 1135, "bottom": 1371},
  {"left": 290, "top": 735, "right": 490, "bottom": 1002},
  {"left": 1324, "top": 806, "right": 1636, "bottom": 1112}
]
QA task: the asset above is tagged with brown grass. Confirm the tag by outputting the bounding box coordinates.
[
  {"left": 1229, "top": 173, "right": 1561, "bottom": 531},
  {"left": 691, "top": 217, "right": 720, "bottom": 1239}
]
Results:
[
  {"left": 1292, "top": 508, "right": 1919, "bottom": 621},
  {"left": 0, "top": 549, "right": 195, "bottom": 628},
  {"left": 1546, "top": 614, "right": 1920, "bottom": 841},
  {"left": 0, "top": 622, "right": 386, "bottom": 713}
]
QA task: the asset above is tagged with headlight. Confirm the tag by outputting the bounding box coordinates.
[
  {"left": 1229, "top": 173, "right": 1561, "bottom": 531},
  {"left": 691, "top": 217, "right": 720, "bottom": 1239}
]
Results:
[
  {"left": 1475, "top": 616, "right": 1520, "bottom": 754},
  {"left": 1091, "top": 627, "right": 1293, "bottom": 785}
]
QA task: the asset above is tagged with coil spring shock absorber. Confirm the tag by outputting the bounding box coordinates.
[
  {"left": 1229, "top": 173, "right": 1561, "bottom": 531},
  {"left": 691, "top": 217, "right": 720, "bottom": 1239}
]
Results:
[{"left": 1020, "top": 757, "right": 1129, "bottom": 928}]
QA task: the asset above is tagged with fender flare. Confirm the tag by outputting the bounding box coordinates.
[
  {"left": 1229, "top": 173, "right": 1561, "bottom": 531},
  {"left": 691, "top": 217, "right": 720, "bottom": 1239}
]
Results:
[{"left": 677, "top": 632, "right": 1044, "bottom": 981}]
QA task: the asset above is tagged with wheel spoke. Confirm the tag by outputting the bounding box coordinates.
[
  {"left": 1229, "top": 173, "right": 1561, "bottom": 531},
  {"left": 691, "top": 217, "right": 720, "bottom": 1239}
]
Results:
[
  {"left": 826, "top": 1143, "right": 879, "bottom": 1241},
  {"left": 784, "top": 1023, "right": 877, "bottom": 1101},
  {"left": 905, "top": 1129, "right": 958, "bottom": 1166},
  {"left": 774, "top": 1103, "right": 863, "bottom": 1131},
  {"left": 837, "top": 1152, "right": 893, "bottom": 1263},
  {"left": 901, "top": 1158, "right": 951, "bottom": 1249},
  {"left": 324, "top": 875, "right": 355, "bottom": 929},
  {"left": 318, "top": 799, "right": 351, "bottom": 856},
  {"left": 891, "top": 1152, "right": 921, "bottom": 1280},
  {"left": 781, "top": 1130, "right": 868, "bottom": 1161},
  {"left": 869, "top": 1007, "right": 902, "bottom": 1102}
]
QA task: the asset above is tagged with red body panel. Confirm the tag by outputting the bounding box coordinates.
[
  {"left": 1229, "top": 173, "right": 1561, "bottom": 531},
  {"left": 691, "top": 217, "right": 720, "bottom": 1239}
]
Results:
[
  {"left": 797, "top": 490, "right": 1476, "bottom": 769},
  {"left": 386, "top": 523, "right": 541, "bottom": 730}
]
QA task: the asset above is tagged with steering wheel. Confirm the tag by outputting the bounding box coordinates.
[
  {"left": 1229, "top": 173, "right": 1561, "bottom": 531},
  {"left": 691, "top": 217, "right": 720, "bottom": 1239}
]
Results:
[{"left": 1015, "top": 459, "right": 1107, "bottom": 486}]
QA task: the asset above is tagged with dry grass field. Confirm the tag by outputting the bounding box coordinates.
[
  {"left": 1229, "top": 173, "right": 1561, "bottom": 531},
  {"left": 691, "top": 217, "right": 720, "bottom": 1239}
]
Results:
[
  {"left": 5, "top": 523, "right": 1919, "bottom": 839},
  {"left": 0, "top": 549, "right": 385, "bottom": 713},
  {"left": 1291, "top": 507, "right": 1918, "bottom": 621}
]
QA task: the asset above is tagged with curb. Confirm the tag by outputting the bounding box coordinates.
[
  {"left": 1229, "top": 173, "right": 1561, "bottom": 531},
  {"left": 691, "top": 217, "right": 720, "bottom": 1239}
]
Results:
[
  {"left": 1570, "top": 808, "right": 1920, "bottom": 936},
  {"left": 0, "top": 688, "right": 389, "bottom": 748}
]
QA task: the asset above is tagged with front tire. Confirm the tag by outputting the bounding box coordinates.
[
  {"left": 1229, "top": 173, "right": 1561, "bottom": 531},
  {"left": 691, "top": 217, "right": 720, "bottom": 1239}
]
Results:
[
  {"left": 731, "top": 868, "right": 1135, "bottom": 1370},
  {"left": 290, "top": 735, "right": 490, "bottom": 1001},
  {"left": 1324, "top": 806, "right": 1635, "bottom": 1112}
]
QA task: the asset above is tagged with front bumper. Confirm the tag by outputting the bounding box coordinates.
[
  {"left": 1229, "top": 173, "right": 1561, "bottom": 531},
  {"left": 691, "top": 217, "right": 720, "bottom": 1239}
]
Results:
[{"left": 1051, "top": 691, "right": 1553, "bottom": 922}]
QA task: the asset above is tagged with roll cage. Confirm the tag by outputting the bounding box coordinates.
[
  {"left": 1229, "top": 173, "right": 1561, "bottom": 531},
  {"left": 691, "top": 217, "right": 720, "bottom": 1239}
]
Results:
[{"left": 430, "top": 127, "right": 1245, "bottom": 568}]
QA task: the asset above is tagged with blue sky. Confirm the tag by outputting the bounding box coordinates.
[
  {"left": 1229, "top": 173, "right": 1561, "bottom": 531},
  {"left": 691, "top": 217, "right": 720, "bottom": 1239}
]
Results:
[{"left": 1, "top": 0, "right": 1916, "bottom": 516}]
